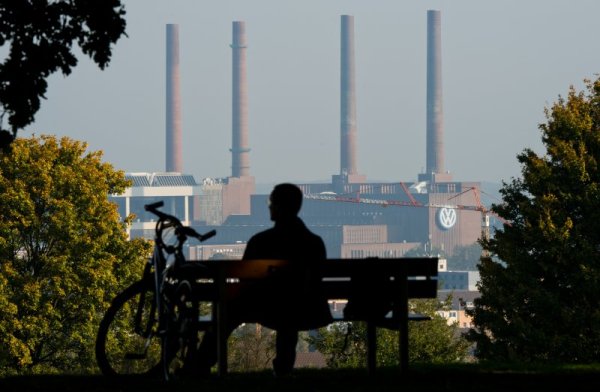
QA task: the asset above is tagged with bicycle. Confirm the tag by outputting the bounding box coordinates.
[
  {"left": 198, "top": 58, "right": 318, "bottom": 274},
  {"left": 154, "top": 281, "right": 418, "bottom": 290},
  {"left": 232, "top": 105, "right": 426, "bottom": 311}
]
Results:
[{"left": 95, "top": 201, "right": 216, "bottom": 379}]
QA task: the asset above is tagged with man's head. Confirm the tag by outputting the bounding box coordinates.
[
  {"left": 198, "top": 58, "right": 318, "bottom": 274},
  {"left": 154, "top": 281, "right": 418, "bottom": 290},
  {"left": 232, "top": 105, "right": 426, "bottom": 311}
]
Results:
[{"left": 269, "top": 183, "right": 303, "bottom": 221}]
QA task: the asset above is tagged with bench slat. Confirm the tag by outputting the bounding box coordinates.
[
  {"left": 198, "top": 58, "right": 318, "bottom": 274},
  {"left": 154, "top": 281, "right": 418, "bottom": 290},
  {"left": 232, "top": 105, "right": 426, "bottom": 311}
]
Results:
[{"left": 320, "top": 258, "right": 438, "bottom": 277}]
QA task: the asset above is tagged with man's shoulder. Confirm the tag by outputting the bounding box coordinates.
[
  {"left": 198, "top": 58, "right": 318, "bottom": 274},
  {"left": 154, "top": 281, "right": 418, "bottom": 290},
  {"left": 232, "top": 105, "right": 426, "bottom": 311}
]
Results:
[
  {"left": 245, "top": 228, "right": 278, "bottom": 250},
  {"left": 305, "top": 230, "right": 324, "bottom": 245},
  {"left": 248, "top": 227, "right": 277, "bottom": 242}
]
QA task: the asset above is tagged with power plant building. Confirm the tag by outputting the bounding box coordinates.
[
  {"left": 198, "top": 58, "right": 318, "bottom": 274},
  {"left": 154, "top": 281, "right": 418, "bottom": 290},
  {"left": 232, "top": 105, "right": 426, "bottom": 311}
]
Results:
[{"left": 115, "top": 13, "right": 486, "bottom": 260}]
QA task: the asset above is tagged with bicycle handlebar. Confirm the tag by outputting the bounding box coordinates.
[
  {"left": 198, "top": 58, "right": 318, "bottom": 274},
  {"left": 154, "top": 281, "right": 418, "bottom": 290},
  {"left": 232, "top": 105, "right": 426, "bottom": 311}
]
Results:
[
  {"left": 180, "top": 227, "right": 216, "bottom": 242},
  {"left": 144, "top": 201, "right": 217, "bottom": 245},
  {"left": 144, "top": 201, "right": 178, "bottom": 223},
  {"left": 144, "top": 201, "right": 164, "bottom": 211},
  {"left": 200, "top": 229, "right": 217, "bottom": 242}
]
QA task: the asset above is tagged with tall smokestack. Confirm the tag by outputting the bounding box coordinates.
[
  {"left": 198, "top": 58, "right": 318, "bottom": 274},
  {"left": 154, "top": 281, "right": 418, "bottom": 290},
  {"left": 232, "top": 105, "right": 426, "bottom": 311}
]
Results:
[
  {"left": 230, "top": 21, "right": 250, "bottom": 178},
  {"left": 426, "top": 10, "right": 444, "bottom": 176},
  {"left": 166, "top": 24, "right": 183, "bottom": 173},
  {"left": 333, "top": 15, "right": 366, "bottom": 190},
  {"left": 340, "top": 15, "right": 358, "bottom": 176}
]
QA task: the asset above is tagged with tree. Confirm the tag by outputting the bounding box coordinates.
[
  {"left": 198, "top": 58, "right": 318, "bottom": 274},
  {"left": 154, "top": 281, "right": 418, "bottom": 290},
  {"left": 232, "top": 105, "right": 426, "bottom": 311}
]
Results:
[
  {"left": 0, "top": 1, "right": 127, "bottom": 149},
  {"left": 0, "top": 135, "right": 149, "bottom": 374},
  {"left": 308, "top": 297, "right": 470, "bottom": 368},
  {"left": 227, "top": 324, "right": 276, "bottom": 372},
  {"left": 468, "top": 78, "right": 600, "bottom": 362}
]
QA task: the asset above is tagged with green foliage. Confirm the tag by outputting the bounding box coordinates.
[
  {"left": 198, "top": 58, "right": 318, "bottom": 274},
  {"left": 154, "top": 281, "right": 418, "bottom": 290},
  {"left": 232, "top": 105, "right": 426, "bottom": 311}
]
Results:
[
  {"left": 468, "top": 78, "right": 600, "bottom": 362},
  {"left": 0, "top": 1, "right": 127, "bottom": 147},
  {"left": 0, "top": 135, "right": 149, "bottom": 374},
  {"left": 308, "top": 298, "right": 470, "bottom": 368},
  {"left": 227, "top": 324, "right": 276, "bottom": 372}
]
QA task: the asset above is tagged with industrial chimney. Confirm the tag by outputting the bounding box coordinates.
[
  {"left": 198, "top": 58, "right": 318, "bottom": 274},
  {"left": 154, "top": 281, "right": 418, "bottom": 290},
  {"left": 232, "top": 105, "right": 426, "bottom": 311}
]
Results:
[
  {"left": 333, "top": 15, "right": 365, "bottom": 189},
  {"left": 230, "top": 21, "right": 250, "bottom": 178},
  {"left": 341, "top": 14, "right": 357, "bottom": 177},
  {"left": 221, "top": 21, "right": 255, "bottom": 223},
  {"left": 422, "top": 10, "right": 451, "bottom": 183},
  {"left": 165, "top": 24, "right": 183, "bottom": 173}
]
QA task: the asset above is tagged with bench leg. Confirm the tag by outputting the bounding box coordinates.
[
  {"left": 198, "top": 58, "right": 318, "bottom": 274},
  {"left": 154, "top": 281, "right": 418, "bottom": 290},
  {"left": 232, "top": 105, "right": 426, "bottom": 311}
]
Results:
[
  {"left": 399, "top": 279, "right": 409, "bottom": 372},
  {"left": 217, "top": 303, "right": 228, "bottom": 376},
  {"left": 367, "top": 321, "right": 376, "bottom": 374},
  {"left": 399, "top": 302, "right": 409, "bottom": 372},
  {"left": 217, "top": 270, "right": 228, "bottom": 376},
  {"left": 400, "top": 317, "right": 408, "bottom": 372}
]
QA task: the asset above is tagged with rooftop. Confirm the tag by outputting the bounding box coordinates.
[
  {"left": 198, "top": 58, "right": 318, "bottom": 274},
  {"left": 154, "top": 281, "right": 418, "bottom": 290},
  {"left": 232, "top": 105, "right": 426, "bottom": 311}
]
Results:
[{"left": 126, "top": 172, "right": 198, "bottom": 187}]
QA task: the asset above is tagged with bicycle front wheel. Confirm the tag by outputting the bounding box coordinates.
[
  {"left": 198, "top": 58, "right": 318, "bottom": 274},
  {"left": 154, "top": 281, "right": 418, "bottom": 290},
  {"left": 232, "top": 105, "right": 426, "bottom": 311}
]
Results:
[{"left": 96, "top": 279, "right": 162, "bottom": 376}]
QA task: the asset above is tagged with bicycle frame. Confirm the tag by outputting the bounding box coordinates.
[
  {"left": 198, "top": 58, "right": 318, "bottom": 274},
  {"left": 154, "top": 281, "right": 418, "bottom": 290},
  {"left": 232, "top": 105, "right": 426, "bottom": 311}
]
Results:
[
  {"left": 144, "top": 201, "right": 215, "bottom": 380},
  {"left": 133, "top": 264, "right": 155, "bottom": 339}
]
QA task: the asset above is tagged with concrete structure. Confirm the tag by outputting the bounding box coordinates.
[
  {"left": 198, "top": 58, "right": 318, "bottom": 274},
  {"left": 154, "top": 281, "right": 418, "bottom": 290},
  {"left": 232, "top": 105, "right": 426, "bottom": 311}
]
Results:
[
  {"left": 339, "top": 225, "right": 419, "bottom": 258},
  {"left": 230, "top": 21, "right": 251, "bottom": 178},
  {"left": 110, "top": 173, "right": 255, "bottom": 243},
  {"left": 198, "top": 178, "right": 226, "bottom": 225},
  {"left": 191, "top": 177, "right": 255, "bottom": 226},
  {"left": 110, "top": 172, "right": 203, "bottom": 239},
  {"left": 114, "top": 13, "right": 486, "bottom": 260},
  {"left": 439, "top": 271, "right": 480, "bottom": 291},
  {"left": 296, "top": 181, "right": 483, "bottom": 256},
  {"left": 189, "top": 242, "right": 246, "bottom": 260},
  {"left": 437, "top": 257, "right": 447, "bottom": 272},
  {"left": 420, "top": 10, "right": 451, "bottom": 183},
  {"left": 333, "top": 15, "right": 366, "bottom": 189},
  {"left": 125, "top": 21, "right": 256, "bottom": 234},
  {"left": 425, "top": 10, "right": 444, "bottom": 180},
  {"left": 166, "top": 24, "right": 183, "bottom": 173},
  {"left": 341, "top": 242, "right": 420, "bottom": 259},
  {"left": 222, "top": 21, "right": 256, "bottom": 220},
  {"left": 221, "top": 176, "right": 255, "bottom": 222}
]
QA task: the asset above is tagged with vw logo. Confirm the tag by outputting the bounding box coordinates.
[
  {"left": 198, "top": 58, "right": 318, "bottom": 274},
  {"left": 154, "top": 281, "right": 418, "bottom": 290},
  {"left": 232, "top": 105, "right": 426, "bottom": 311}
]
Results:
[{"left": 437, "top": 207, "right": 457, "bottom": 230}]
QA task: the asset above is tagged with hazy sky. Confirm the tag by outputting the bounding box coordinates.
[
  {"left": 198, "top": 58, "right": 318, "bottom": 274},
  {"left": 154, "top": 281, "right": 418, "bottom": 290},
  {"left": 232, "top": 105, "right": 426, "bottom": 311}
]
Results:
[{"left": 29, "top": 0, "right": 600, "bottom": 186}]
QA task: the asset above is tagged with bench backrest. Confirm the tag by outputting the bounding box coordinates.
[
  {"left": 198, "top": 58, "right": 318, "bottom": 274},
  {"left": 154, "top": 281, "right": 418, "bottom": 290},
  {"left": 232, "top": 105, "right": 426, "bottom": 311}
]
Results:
[
  {"left": 320, "top": 257, "right": 438, "bottom": 300},
  {"left": 202, "top": 257, "right": 438, "bottom": 301}
]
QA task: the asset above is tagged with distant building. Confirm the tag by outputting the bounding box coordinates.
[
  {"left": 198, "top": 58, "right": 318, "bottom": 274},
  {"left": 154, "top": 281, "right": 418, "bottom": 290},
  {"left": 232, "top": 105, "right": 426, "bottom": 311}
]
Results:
[
  {"left": 437, "top": 257, "right": 447, "bottom": 271},
  {"left": 110, "top": 173, "right": 485, "bottom": 259},
  {"left": 110, "top": 172, "right": 203, "bottom": 239},
  {"left": 110, "top": 172, "right": 254, "bottom": 242},
  {"left": 439, "top": 271, "right": 480, "bottom": 291},
  {"left": 437, "top": 290, "right": 479, "bottom": 330},
  {"left": 189, "top": 242, "right": 246, "bottom": 260},
  {"left": 198, "top": 178, "right": 226, "bottom": 226},
  {"left": 297, "top": 180, "right": 484, "bottom": 256},
  {"left": 128, "top": 13, "right": 489, "bottom": 259}
]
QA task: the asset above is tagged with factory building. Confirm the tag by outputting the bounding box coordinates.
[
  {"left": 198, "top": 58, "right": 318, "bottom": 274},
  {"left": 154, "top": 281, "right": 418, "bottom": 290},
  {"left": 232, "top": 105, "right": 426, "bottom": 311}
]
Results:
[
  {"left": 110, "top": 172, "right": 202, "bottom": 239},
  {"left": 115, "top": 12, "right": 486, "bottom": 260}
]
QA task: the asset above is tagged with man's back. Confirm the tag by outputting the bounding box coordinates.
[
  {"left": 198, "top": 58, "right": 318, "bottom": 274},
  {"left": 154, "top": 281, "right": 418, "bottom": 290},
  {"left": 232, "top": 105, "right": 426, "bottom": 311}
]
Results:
[
  {"left": 243, "top": 215, "right": 325, "bottom": 262},
  {"left": 242, "top": 206, "right": 331, "bottom": 331}
]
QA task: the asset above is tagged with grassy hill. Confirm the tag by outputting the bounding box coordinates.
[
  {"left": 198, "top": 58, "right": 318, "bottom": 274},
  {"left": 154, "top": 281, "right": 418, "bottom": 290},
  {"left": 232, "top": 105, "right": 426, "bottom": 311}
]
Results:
[{"left": 2, "top": 364, "right": 600, "bottom": 392}]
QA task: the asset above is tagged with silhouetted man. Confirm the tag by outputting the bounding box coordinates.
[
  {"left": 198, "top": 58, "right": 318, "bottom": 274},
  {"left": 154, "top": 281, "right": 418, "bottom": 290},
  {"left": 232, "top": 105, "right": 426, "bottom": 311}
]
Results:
[{"left": 196, "top": 183, "right": 332, "bottom": 376}]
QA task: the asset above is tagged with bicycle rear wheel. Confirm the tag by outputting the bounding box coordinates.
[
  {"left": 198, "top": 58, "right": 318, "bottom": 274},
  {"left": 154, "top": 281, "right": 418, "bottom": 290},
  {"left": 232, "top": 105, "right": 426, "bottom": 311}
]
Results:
[{"left": 96, "top": 280, "right": 162, "bottom": 376}]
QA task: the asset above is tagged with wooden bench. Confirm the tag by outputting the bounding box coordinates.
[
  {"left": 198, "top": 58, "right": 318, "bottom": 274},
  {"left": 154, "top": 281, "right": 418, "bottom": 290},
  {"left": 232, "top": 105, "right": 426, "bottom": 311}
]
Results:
[{"left": 196, "top": 257, "right": 438, "bottom": 376}]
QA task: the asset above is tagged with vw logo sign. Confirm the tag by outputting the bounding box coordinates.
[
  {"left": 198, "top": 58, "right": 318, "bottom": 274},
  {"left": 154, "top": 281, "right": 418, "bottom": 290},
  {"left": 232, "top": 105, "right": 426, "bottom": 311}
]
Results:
[{"left": 437, "top": 207, "right": 457, "bottom": 230}]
